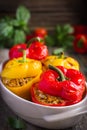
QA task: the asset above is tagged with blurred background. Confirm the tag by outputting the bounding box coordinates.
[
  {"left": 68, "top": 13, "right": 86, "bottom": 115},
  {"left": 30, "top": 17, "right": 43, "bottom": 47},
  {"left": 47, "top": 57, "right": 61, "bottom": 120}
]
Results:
[
  {"left": 0, "top": 0, "right": 87, "bottom": 29},
  {"left": 0, "top": 0, "right": 87, "bottom": 53}
]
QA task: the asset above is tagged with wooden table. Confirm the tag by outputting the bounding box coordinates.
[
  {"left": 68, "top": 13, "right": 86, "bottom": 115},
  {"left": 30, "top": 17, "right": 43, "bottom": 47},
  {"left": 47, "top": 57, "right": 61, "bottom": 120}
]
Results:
[{"left": 0, "top": 49, "right": 87, "bottom": 130}]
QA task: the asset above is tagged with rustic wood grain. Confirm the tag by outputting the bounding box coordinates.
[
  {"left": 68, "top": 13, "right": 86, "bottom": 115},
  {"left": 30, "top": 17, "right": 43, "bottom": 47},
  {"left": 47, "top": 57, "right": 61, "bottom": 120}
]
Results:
[{"left": 0, "top": 0, "right": 87, "bottom": 30}]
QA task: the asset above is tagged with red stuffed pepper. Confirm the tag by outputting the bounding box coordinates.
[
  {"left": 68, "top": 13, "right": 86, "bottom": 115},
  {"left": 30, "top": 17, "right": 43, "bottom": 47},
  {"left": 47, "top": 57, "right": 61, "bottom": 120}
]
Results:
[
  {"left": 31, "top": 65, "right": 86, "bottom": 106},
  {"left": 31, "top": 83, "right": 67, "bottom": 106}
]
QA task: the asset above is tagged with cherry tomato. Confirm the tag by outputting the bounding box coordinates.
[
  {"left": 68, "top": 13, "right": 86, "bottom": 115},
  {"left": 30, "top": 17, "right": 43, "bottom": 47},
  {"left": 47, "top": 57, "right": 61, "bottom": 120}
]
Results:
[
  {"left": 34, "top": 27, "right": 47, "bottom": 38},
  {"left": 9, "top": 43, "right": 30, "bottom": 59},
  {"left": 26, "top": 27, "right": 47, "bottom": 43}
]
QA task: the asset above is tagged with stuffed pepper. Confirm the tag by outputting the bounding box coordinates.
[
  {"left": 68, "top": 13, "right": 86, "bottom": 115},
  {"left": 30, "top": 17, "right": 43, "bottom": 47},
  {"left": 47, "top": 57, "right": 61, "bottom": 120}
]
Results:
[
  {"left": 31, "top": 65, "right": 86, "bottom": 106},
  {"left": 1, "top": 51, "right": 42, "bottom": 100},
  {"left": 42, "top": 54, "right": 79, "bottom": 71}
]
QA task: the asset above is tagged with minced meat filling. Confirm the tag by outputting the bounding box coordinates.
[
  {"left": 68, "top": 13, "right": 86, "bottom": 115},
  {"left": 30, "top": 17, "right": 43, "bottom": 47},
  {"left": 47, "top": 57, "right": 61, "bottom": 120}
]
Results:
[
  {"left": 34, "top": 86, "right": 65, "bottom": 105},
  {"left": 2, "top": 77, "right": 33, "bottom": 87}
]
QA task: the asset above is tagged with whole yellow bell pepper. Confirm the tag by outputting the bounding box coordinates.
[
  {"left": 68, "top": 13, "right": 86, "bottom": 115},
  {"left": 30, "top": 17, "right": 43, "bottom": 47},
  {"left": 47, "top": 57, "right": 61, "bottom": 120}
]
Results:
[
  {"left": 1, "top": 57, "right": 42, "bottom": 100},
  {"left": 42, "top": 55, "right": 79, "bottom": 70}
]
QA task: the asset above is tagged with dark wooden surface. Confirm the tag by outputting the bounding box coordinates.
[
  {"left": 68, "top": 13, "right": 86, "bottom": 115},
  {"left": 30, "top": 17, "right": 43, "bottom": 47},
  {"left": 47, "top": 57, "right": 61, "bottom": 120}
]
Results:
[
  {"left": 0, "top": 49, "right": 87, "bottom": 130},
  {"left": 0, "top": 0, "right": 87, "bottom": 30}
]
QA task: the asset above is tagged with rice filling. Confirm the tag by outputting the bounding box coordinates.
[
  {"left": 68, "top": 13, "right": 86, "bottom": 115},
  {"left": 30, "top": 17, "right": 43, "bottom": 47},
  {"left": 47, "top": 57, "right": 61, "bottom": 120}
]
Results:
[{"left": 2, "top": 77, "right": 33, "bottom": 87}]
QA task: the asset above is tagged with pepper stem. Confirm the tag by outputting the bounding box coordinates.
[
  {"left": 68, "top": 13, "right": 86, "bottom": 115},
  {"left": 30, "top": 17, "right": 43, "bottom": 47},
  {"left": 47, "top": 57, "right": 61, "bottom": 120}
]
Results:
[
  {"left": 22, "top": 50, "right": 26, "bottom": 62},
  {"left": 27, "top": 37, "right": 43, "bottom": 47},
  {"left": 48, "top": 65, "right": 66, "bottom": 81},
  {"left": 18, "top": 50, "right": 27, "bottom": 63}
]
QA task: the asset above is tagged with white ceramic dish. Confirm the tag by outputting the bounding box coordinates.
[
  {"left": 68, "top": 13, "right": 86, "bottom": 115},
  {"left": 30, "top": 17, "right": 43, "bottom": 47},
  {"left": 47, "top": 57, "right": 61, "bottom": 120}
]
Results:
[{"left": 0, "top": 62, "right": 87, "bottom": 129}]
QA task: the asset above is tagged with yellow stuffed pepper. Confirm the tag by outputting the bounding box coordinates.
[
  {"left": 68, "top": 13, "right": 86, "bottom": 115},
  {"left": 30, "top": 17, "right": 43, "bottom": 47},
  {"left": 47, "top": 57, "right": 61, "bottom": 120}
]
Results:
[
  {"left": 1, "top": 56, "right": 42, "bottom": 100},
  {"left": 42, "top": 54, "right": 79, "bottom": 71}
]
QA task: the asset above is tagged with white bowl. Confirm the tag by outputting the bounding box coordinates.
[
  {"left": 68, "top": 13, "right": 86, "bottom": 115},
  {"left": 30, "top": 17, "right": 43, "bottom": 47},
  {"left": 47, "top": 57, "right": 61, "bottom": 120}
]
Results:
[{"left": 0, "top": 63, "right": 87, "bottom": 129}]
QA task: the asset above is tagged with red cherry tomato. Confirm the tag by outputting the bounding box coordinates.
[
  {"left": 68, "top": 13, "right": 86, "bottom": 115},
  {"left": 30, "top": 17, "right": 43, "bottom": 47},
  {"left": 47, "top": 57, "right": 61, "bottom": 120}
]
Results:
[
  {"left": 34, "top": 27, "right": 47, "bottom": 38},
  {"left": 9, "top": 43, "right": 30, "bottom": 59},
  {"left": 26, "top": 28, "right": 47, "bottom": 43}
]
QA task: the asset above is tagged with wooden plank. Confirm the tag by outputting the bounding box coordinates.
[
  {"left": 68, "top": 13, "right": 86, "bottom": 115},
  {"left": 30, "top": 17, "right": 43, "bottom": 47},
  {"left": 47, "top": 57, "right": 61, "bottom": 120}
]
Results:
[
  {"left": 0, "top": 0, "right": 78, "bottom": 13},
  {"left": 0, "top": 0, "right": 85, "bottom": 29}
]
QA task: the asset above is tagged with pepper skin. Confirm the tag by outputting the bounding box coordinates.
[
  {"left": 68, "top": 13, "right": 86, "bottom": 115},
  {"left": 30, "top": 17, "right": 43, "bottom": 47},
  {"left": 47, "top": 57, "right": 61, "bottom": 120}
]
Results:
[
  {"left": 1, "top": 58, "right": 42, "bottom": 78},
  {"left": 1, "top": 57, "right": 42, "bottom": 100},
  {"left": 38, "top": 65, "right": 85, "bottom": 105},
  {"left": 9, "top": 43, "right": 30, "bottom": 59},
  {"left": 42, "top": 55, "right": 79, "bottom": 71},
  {"left": 28, "top": 39, "right": 48, "bottom": 60}
]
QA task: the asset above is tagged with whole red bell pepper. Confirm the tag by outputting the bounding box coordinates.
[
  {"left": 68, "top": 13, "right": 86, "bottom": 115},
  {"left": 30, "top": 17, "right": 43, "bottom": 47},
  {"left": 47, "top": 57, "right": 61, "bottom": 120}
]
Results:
[
  {"left": 38, "top": 65, "right": 86, "bottom": 105},
  {"left": 73, "top": 34, "right": 87, "bottom": 53},
  {"left": 9, "top": 43, "right": 30, "bottom": 59}
]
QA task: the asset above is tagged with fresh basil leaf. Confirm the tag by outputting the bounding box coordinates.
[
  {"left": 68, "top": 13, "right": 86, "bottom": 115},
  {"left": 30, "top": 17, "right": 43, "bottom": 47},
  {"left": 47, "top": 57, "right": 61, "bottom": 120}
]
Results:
[
  {"left": 16, "top": 6, "right": 31, "bottom": 24},
  {"left": 14, "top": 30, "right": 26, "bottom": 44}
]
